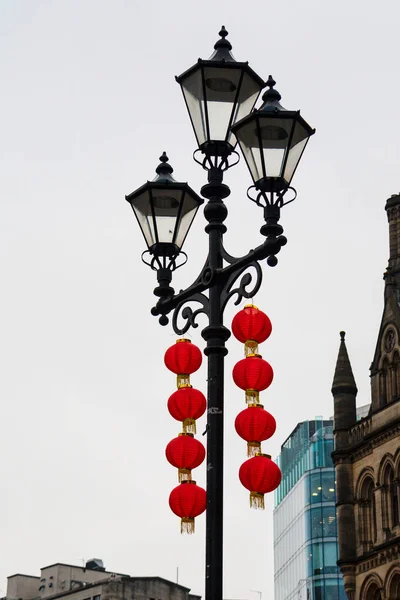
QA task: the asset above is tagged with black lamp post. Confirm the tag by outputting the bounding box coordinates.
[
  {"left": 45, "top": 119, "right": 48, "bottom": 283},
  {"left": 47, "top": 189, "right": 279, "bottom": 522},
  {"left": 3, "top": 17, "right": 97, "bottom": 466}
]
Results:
[{"left": 126, "top": 27, "right": 315, "bottom": 600}]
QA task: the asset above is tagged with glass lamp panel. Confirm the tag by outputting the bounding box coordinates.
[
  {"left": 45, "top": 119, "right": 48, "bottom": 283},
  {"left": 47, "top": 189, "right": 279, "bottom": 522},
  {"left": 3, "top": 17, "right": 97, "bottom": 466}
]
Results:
[
  {"left": 203, "top": 66, "right": 242, "bottom": 142},
  {"left": 283, "top": 120, "right": 310, "bottom": 184},
  {"left": 235, "top": 120, "right": 264, "bottom": 183},
  {"left": 258, "top": 116, "right": 295, "bottom": 178},
  {"left": 130, "top": 190, "right": 157, "bottom": 248},
  {"left": 174, "top": 192, "right": 201, "bottom": 248},
  {"left": 150, "top": 189, "right": 184, "bottom": 245},
  {"left": 227, "top": 72, "right": 263, "bottom": 146},
  {"left": 181, "top": 70, "right": 207, "bottom": 146}
]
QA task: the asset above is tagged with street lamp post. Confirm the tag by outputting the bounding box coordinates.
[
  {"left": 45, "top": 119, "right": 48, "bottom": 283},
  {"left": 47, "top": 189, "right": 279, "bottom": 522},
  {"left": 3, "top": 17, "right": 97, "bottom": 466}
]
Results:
[{"left": 126, "top": 27, "right": 315, "bottom": 600}]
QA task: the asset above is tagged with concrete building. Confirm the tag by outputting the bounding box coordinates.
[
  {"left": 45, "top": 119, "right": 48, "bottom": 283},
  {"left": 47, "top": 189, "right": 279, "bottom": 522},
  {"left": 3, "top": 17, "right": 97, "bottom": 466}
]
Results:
[
  {"left": 273, "top": 418, "right": 345, "bottom": 600},
  {"left": 2, "top": 560, "right": 201, "bottom": 600},
  {"left": 331, "top": 194, "right": 400, "bottom": 600}
]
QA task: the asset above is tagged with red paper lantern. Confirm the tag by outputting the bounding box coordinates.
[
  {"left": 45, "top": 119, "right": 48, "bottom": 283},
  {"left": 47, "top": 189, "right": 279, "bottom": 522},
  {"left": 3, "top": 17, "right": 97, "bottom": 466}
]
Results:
[
  {"left": 166, "top": 433, "right": 206, "bottom": 481},
  {"left": 167, "top": 387, "right": 206, "bottom": 433},
  {"left": 235, "top": 405, "right": 276, "bottom": 456},
  {"left": 164, "top": 339, "right": 202, "bottom": 387},
  {"left": 232, "top": 305, "right": 272, "bottom": 354},
  {"left": 169, "top": 480, "right": 206, "bottom": 534},
  {"left": 239, "top": 454, "right": 281, "bottom": 509},
  {"left": 232, "top": 355, "right": 273, "bottom": 398}
]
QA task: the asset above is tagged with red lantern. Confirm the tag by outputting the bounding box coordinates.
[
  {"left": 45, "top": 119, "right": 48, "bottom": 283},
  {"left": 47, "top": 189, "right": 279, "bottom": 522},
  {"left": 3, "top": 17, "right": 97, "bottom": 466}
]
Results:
[
  {"left": 167, "top": 387, "right": 206, "bottom": 433},
  {"left": 235, "top": 405, "right": 276, "bottom": 456},
  {"left": 166, "top": 434, "right": 206, "bottom": 481},
  {"left": 239, "top": 454, "right": 281, "bottom": 509},
  {"left": 232, "top": 355, "right": 273, "bottom": 401},
  {"left": 169, "top": 480, "right": 206, "bottom": 534},
  {"left": 164, "top": 339, "right": 202, "bottom": 387},
  {"left": 232, "top": 305, "right": 272, "bottom": 355}
]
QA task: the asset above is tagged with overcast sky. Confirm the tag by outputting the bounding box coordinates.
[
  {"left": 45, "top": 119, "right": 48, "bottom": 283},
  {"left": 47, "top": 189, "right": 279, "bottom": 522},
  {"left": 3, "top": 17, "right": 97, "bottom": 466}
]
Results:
[{"left": 1, "top": 1, "right": 399, "bottom": 598}]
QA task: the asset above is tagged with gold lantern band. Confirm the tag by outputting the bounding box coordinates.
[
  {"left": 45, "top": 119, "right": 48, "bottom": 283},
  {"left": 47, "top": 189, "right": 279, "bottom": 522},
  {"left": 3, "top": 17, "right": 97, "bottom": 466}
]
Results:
[
  {"left": 182, "top": 417, "right": 196, "bottom": 434},
  {"left": 245, "top": 390, "right": 260, "bottom": 404},
  {"left": 244, "top": 340, "right": 259, "bottom": 356},
  {"left": 178, "top": 468, "right": 192, "bottom": 483},
  {"left": 247, "top": 441, "right": 261, "bottom": 457},
  {"left": 177, "top": 374, "right": 191, "bottom": 388}
]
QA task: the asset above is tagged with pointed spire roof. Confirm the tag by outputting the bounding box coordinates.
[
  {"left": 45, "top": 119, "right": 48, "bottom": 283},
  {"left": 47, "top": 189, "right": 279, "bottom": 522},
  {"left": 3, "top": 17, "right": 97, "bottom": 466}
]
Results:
[{"left": 332, "top": 331, "right": 358, "bottom": 396}]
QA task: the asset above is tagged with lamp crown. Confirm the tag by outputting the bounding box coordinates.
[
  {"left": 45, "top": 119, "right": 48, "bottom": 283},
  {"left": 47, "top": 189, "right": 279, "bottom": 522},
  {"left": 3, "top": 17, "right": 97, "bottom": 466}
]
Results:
[
  {"left": 213, "top": 25, "right": 232, "bottom": 51},
  {"left": 155, "top": 151, "right": 174, "bottom": 176},
  {"left": 262, "top": 75, "right": 282, "bottom": 103},
  {"left": 209, "top": 25, "right": 235, "bottom": 62}
]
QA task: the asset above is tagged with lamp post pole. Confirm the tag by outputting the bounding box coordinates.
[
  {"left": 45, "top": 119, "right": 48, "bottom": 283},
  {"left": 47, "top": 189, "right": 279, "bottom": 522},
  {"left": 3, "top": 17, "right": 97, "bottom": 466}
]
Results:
[{"left": 125, "top": 27, "right": 315, "bottom": 600}]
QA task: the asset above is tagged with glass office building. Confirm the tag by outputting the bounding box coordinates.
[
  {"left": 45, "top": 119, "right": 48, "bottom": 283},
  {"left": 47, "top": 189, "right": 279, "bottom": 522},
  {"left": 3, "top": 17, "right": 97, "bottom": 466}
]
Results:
[{"left": 273, "top": 418, "right": 345, "bottom": 600}]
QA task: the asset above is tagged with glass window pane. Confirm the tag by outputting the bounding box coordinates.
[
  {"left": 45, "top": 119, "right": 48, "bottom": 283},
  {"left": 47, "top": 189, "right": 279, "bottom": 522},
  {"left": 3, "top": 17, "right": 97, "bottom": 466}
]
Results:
[
  {"left": 174, "top": 193, "right": 200, "bottom": 248},
  {"left": 310, "top": 471, "right": 322, "bottom": 503},
  {"left": 312, "top": 542, "right": 324, "bottom": 575},
  {"left": 227, "top": 71, "right": 262, "bottom": 146},
  {"left": 130, "top": 190, "right": 157, "bottom": 248},
  {"left": 322, "top": 505, "right": 337, "bottom": 537},
  {"left": 150, "top": 189, "right": 183, "bottom": 244},
  {"left": 321, "top": 471, "right": 336, "bottom": 502},
  {"left": 283, "top": 121, "right": 310, "bottom": 184},
  {"left": 203, "top": 66, "right": 242, "bottom": 142},
  {"left": 313, "top": 580, "right": 324, "bottom": 600},
  {"left": 181, "top": 71, "right": 207, "bottom": 146},
  {"left": 325, "top": 579, "right": 341, "bottom": 600},
  {"left": 258, "top": 116, "right": 295, "bottom": 179},
  {"left": 310, "top": 506, "right": 323, "bottom": 539},
  {"left": 324, "top": 542, "right": 338, "bottom": 574},
  {"left": 235, "top": 119, "right": 264, "bottom": 183}
]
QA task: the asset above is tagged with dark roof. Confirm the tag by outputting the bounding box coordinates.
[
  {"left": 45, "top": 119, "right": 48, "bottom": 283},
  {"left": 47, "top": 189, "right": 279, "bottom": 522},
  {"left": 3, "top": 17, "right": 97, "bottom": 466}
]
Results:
[
  {"left": 40, "top": 564, "right": 128, "bottom": 577},
  {"left": 7, "top": 575, "right": 40, "bottom": 580}
]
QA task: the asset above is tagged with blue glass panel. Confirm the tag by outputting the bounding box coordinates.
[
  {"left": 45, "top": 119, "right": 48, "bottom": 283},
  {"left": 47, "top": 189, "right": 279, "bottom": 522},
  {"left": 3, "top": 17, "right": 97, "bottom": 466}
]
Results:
[
  {"left": 322, "top": 505, "right": 337, "bottom": 537},
  {"left": 324, "top": 578, "right": 342, "bottom": 600},
  {"left": 310, "top": 471, "right": 322, "bottom": 503},
  {"left": 312, "top": 542, "right": 324, "bottom": 575},
  {"left": 313, "top": 579, "right": 324, "bottom": 600},
  {"left": 306, "top": 506, "right": 323, "bottom": 539},
  {"left": 321, "top": 471, "right": 336, "bottom": 502},
  {"left": 324, "top": 542, "right": 339, "bottom": 573}
]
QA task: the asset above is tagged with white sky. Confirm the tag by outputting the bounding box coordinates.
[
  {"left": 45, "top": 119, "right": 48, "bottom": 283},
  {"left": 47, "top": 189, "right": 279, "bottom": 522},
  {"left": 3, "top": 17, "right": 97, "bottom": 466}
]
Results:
[{"left": 1, "top": 1, "right": 399, "bottom": 598}]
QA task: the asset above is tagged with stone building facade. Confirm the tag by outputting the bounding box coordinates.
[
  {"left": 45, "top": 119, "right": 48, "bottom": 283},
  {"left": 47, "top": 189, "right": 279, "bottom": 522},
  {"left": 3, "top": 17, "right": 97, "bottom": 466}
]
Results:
[
  {"left": 2, "top": 560, "right": 200, "bottom": 600},
  {"left": 331, "top": 195, "right": 400, "bottom": 600}
]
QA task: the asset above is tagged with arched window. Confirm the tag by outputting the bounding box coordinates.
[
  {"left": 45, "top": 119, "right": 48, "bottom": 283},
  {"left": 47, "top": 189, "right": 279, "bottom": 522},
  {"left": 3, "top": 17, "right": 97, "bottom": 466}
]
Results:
[
  {"left": 387, "top": 571, "right": 400, "bottom": 600},
  {"left": 382, "top": 462, "right": 398, "bottom": 530},
  {"left": 392, "top": 352, "right": 400, "bottom": 400},
  {"left": 380, "top": 359, "right": 389, "bottom": 406},
  {"left": 359, "top": 477, "right": 376, "bottom": 550},
  {"left": 391, "top": 478, "right": 399, "bottom": 527},
  {"left": 364, "top": 582, "right": 383, "bottom": 600}
]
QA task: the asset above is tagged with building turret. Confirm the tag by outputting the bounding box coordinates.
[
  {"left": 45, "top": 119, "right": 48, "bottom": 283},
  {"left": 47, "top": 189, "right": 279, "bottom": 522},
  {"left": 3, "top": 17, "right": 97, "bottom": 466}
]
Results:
[
  {"left": 331, "top": 331, "right": 357, "bottom": 592},
  {"left": 332, "top": 331, "right": 357, "bottom": 449}
]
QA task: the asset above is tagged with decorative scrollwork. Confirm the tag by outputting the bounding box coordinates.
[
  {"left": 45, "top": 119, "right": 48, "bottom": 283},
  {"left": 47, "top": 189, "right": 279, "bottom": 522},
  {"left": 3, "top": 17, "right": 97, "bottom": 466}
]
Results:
[
  {"left": 220, "top": 261, "right": 263, "bottom": 313},
  {"left": 193, "top": 148, "right": 240, "bottom": 172},
  {"left": 172, "top": 292, "right": 210, "bottom": 335},
  {"left": 141, "top": 249, "right": 188, "bottom": 272}
]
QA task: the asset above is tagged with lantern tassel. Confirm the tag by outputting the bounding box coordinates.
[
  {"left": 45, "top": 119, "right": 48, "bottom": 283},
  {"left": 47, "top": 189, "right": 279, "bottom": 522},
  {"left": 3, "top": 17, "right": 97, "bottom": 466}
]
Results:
[
  {"left": 181, "top": 517, "right": 195, "bottom": 534},
  {"left": 247, "top": 441, "right": 261, "bottom": 457},
  {"left": 250, "top": 491, "right": 265, "bottom": 510},
  {"left": 178, "top": 468, "right": 192, "bottom": 483},
  {"left": 182, "top": 418, "right": 196, "bottom": 434}
]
